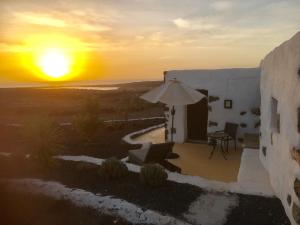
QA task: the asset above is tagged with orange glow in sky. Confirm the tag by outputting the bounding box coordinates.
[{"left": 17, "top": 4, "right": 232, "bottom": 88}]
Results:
[
  {"left": 19, "top": 34, "right": 87, "bottom": 81},
  {"left": 0, "top": 0, "right": 300, "bottom": 82}
]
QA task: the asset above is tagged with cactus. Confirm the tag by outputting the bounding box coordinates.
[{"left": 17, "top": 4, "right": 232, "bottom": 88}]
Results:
[
  {"left": 140, "top": 164, "right": 168, "bottom": 187},
  {"left": 98, "top": 158, "right": 129, "bottom": 180}
]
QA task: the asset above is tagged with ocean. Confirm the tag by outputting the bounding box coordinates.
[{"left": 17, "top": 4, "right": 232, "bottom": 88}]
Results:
[{"left": 0, "top": 79, "right": 158, "bottom": 89}]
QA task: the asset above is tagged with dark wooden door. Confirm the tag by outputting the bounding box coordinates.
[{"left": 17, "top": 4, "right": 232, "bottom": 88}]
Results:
[{"left": 187, "top": 90, "right": 208, "bottom": 141}]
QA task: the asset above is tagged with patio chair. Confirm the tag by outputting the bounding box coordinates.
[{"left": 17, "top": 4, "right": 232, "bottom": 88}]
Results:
[
  {"left": 208, "top": 137, "right": 227, "bottom": 160},
  {"left": 216, "top": 122, "right": 239, "bottom": 151},
  {"left": 128, "top": 142, "right": 174, "bottom": 165}
]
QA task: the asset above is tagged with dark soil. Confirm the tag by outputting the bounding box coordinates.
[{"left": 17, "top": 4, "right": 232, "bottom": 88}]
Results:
[
  {"left": 62, "top": 119, "right": 164, "bottom": 158},
  {"left": 0, "top": 186, "right": 133, "bottom": 225},
  {"left": 224, "top": 194, "right": 291, "bottom": 225},
  {"left": 0, "top": 157, "right": 202, "bottom": 219},
  {"left": 0, "top": 119, "right": 163, "bottom": 158},
  {"left": 0, "top": 156, "right": 291, "bottom": 225}
]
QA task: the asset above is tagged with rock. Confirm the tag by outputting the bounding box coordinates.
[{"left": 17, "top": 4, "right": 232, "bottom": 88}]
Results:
[
  {"left": 251, "top": 108, "right": 261, "bottom": 116},
  {"left": 208, "top": 96, "right": 220, "bottom": 103},
  {"left": 255, "top": 120, "right": 261, "bottom": 128},
  {"left": 291, "top": 148, "right": 300, "bottom": 166},
  {"left": 293, "top": 203, "right": 300, "bottom": 224},
  {"left": 208, "top": 121, "right": 218, "bottom": 127},
  {"left": 294, "top": 178, "right": 300, "bottom": 198},
  {"left": 240, "top": 123, "right": 247, "bottom": 128}
]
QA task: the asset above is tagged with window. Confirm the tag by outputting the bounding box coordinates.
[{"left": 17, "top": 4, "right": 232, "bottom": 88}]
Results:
[
  {"left": 224, "top": 99, "right": 233, "bottom": 109},
  {"left": 270, "top": 97, "right": 280, "bottom": 133}
]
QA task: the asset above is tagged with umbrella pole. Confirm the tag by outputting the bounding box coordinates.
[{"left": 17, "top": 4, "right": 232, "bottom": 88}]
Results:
[
  {"left": 171, "top": 106, "right": 175, "bottom": 143},
  {"left": 167, "top": 106, "right": 180, "bottom": 159}
]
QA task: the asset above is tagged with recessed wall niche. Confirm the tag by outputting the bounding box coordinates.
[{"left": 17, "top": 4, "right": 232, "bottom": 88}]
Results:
[
  {"left": 294, "top": 178, "right": 300, "bottom": 198},
  {"left": 297, "top": 107, "right": 300, "bottom": 133},
  {"left": 270, "top": 97, "right": 280, "bottom": 133},
  {"left": 262, "top": 146, "right": 267, "bottom": 157},
  {"left": 287, "top": 194, "right": 292, "bottom": 206}
]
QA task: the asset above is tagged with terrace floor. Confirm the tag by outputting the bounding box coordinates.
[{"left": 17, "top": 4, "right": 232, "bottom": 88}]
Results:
[
  {"left": 133, "top": 127, "right": 274, "bottom": 194},
  {"left": 134, "top": 127, "right": 242, "bottom": 183},
  {"left": 168, "top": 143, "right": 242, "bottom": 183}
]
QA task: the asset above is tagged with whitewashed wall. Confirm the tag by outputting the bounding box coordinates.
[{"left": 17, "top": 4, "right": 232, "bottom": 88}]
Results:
[
  {"left": 164, "top": 68, "right": 260, "bottom": 144},
  {"left": 260, "top": 32, "right": 300, "bottom": 225}
]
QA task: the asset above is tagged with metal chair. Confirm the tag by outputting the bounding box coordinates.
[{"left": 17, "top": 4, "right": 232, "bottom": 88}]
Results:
[
  {"left": 217, "top": 122, "right": 239, "bottom": 151},
  {"left": 208, "top": 138, "right": 227, "bottom": 160}
]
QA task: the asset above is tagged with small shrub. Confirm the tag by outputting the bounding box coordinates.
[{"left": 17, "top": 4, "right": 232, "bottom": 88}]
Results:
[
  {"left": 73, "top": 114, "right": 101, "bottom": 142},
  {"left": 140, "top": 164, "right": 168, "bottom": 187},
  {"left": 22, "top": 116, "right": 63, "bottom": 169},
  {"left": 98, "top": 158, "right": 129, "bottom": 180}
]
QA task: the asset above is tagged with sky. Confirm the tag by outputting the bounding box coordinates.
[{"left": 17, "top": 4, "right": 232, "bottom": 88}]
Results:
[{"left": 0, "top": 0, "right": 300, "bottom": 82}]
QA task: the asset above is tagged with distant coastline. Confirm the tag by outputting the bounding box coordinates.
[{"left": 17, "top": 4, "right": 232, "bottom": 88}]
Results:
[{"left": 0, "top": 79, "right": 161, "bottom": 89}]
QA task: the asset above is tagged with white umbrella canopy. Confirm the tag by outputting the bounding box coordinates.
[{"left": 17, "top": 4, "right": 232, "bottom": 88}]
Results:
[
  {"left": 140, "top": 79, "right": 206, "bottom": 144},
  {"left": 140, "top": 79, "right": 205, "bottom": 105}
]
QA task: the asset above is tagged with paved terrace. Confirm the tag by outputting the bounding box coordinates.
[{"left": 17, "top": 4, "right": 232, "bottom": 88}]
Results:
[{"left": 133, "top": 127, "right": 273, "bottom": 195}]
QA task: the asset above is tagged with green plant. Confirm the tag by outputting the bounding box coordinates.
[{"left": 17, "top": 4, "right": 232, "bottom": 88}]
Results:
[
  {"left": 22, "top": 116, "right": 63, "bottom": 169},
  {"left": 73, "top": 113, "right": 101, "bottom": 142},
  {"left": 98, "top": 158, "right": 129, "bottom": 180},
  {"left": 140, "top": 164, "right": 168, "bottom": 187}
]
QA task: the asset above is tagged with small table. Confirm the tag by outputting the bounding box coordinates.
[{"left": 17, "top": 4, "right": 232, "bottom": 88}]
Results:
[{"left": 207, "top": 132, "right": 230, "bottom": 160}]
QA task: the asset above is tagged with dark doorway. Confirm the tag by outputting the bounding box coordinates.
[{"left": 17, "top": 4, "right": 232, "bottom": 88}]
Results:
[{"left": 187, "top": 89, "right": 208, "bottom": 141}]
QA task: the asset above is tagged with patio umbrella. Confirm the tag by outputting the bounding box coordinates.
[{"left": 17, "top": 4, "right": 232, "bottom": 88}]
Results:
[{"left": 140, "top": 79, "right": 206, "bottom": 142}]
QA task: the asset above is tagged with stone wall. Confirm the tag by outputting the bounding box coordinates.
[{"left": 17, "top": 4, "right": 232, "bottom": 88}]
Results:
[{"left": 260, "top": 32, "right": 300, "bottom": 225}]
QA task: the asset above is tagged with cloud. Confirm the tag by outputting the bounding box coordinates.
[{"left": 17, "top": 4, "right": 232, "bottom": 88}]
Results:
[
  {"left": 11, "top": 10, "right": 113, "bottom": 33},
  {"left": 173, "top": 18, "right": 190, "bottom": 28},
  {"left": 79, "top": 23, "right": 111, "bottom": 32},
  {"left": 1, "top": 0, "right": 300, "bottom": 66},
  {"left": 173, "top": 17, "right": 217, "bottom": 31},
  {"left": 211, "top": 1, "right": 233, "bottom": 11},
  {"left": 13, "top": 12, "right": 67, "bottom": 28},
  {"left": 149, "top": 32, "right": 163, "bottom": 42}
]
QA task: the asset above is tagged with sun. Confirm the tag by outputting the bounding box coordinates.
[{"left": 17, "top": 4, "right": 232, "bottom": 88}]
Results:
[
  {"left": 38, "top": 48, "right": 70, "bottom": 79},
  {"left": 21, "top": 34, "right": 87, "bottom": 81}
]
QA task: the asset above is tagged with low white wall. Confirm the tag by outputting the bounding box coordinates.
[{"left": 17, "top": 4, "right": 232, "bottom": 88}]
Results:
[
  {"left": 164, "top": 68, "right": 260, "bottom": 144},
  {"left": 260, "top": 32, "right": 300, "bottom": 225}
]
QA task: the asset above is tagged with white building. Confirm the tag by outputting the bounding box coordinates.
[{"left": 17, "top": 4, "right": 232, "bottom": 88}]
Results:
[
  {"left": 164, "top": 31, "right": 300, "bottom": 224},
  {"left": 164, "top": 68, "right": 261, "bottom": 144},
  {"left": 260, "top": 32, "right": 300, "bottom": 225}
]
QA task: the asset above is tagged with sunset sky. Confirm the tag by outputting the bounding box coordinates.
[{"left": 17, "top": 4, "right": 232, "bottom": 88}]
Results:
[{"left": 0, "top": 0, "right": 300, "bottom": 82}]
